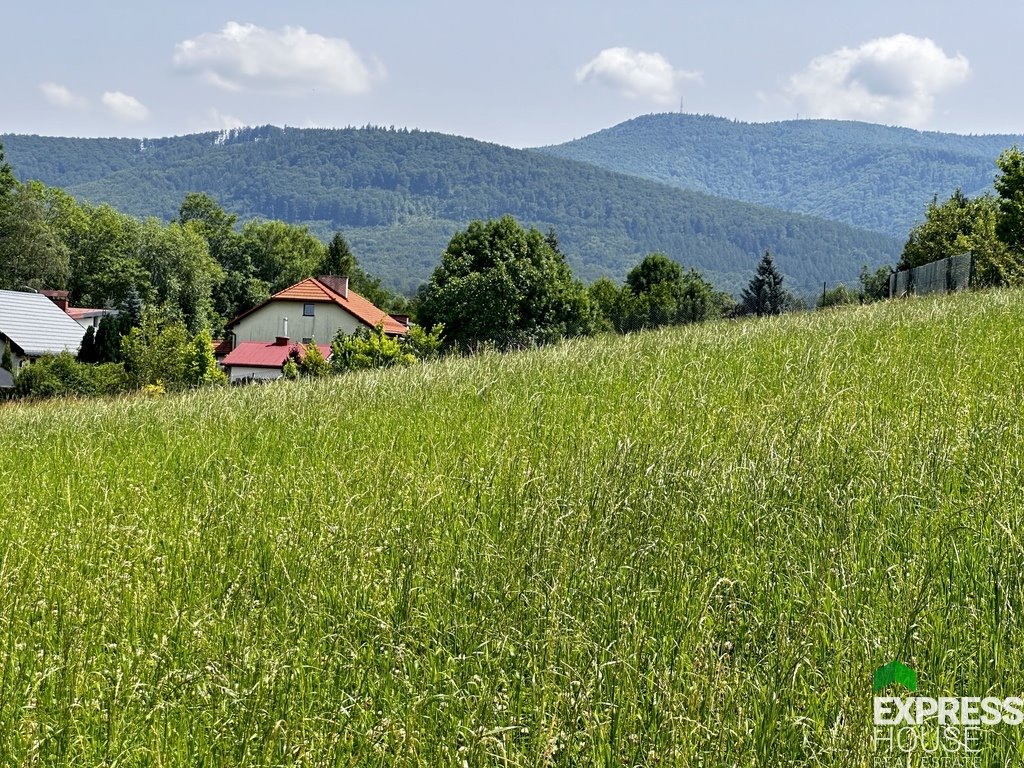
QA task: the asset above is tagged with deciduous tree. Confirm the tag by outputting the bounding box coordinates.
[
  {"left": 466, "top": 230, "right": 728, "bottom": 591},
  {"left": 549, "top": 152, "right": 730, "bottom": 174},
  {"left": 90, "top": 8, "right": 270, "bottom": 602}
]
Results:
[
  {"left": 995, "top": 146, "right": 1024, "bottom": 256},
  {"left": 417, "top": 215, "right": 597, "bottom": 350}
]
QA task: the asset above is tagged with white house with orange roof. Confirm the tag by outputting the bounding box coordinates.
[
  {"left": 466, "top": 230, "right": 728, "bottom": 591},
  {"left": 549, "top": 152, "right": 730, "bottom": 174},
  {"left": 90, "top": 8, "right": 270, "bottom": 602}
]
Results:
[
  {"left": 226, "top": 275, "right": 407, "bottom": 346},
  {"left": 220, "top": 276, "right": 407, "bottom": 381}
]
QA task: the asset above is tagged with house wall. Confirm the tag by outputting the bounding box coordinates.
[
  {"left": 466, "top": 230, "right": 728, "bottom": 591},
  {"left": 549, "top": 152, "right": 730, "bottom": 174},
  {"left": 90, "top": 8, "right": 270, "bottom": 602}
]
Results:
[
  {"left": 76, "top": 316, "right": 102, "bottom": 330},
  {"left": 231, "top": 300, "right": 363, "bottom": 345},
  {"left": 228, "top": 366, "right": 285, "bottom": 384},
  {"left": 0, "top": 352, "right": 29, "bottom": 389},
  {"left": 0, "top": 333, "right": 27, "bottom": 385}
]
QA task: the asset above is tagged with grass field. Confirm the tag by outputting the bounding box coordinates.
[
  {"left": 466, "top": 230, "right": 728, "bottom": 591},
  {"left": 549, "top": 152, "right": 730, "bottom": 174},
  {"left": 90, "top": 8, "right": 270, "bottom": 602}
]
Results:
[{"left": 2, "top": 290, "right": 1024, "bottom": 766}]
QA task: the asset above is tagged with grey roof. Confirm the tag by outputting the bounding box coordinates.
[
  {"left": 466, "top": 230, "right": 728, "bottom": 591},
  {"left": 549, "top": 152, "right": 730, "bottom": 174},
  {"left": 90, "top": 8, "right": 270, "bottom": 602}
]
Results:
[{"left": 0, "top": 290, "right": 86, "bottom": 357}]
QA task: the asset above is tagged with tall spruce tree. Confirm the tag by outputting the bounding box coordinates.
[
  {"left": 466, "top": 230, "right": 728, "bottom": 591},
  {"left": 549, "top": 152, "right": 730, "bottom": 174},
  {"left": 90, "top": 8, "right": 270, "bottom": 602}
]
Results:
[
  {"left": 741, "top": 251, "right": 787, "bottom": 316},
  {"left": 320, "top": 232, "right": 358, "bottom": 277}
]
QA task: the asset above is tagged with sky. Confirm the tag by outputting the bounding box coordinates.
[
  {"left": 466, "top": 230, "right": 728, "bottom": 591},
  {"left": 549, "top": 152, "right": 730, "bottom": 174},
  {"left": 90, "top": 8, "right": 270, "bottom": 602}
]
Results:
[{"left": 2, "top": 1, "right": 1022, "bottom": 147}]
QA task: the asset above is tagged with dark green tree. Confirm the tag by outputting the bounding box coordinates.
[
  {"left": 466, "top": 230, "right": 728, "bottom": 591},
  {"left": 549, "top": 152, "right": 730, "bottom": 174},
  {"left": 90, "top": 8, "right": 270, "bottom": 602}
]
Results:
[
  {"left": 240, "top": 219, "right": 326, "bottom": 292},
  {"left": 68, "top": 203, "right": 150, "bottom": 307},
  {"left": 591, "top": 253, "right": 720, "bottom": 332},
  {"left": 0, "top": 142, "right": 16, "bottom": 233},
  {"left": 416, "top": 215, "right": 597, "bottom": 350},
  {"left": 900, "top": 190, "right": 982, "bottom": 270},
  {"left": 177, "top": 193, "right": 239, "bottom": 266},
  {"left": 741, "top": 251, "right": 787, "bottom": 316},
  {"left": 626, "top": 252, "right": 683, "bottom": 295},
  {"left": 1, "top": 340, "right": 13, "bottom": 373},
  {"left": 0, "top": 142, "right": 15, "bottom": 197},
  {"left": 0, "top": 184, "right": 71, "bottom": 291},
  {"left": 320, "top": 232, "right": 358, "bottom": 277},
  {"left": 587, "top": 277, "right": 622, "bottom": 332},
  {"left": 544, "top": 227, "right": 561, "bottom": 255},
  {"left": 995, "top": 146, "right": 1024, "bottom": 256},
  {"left": 902, "top": 189, "right": 1022, "bottom": 286},
  {"left": 93, "top": 314, "right": 125, "bottom": 363},
  {"left": 138, "top": 218, "right": 222, "bottom": 332},
  {"left": 77, "top": 326, "right": 98, "bottom": 364},
  {"left": 120, "top": 305, "right": 192, "bottom": 388}
]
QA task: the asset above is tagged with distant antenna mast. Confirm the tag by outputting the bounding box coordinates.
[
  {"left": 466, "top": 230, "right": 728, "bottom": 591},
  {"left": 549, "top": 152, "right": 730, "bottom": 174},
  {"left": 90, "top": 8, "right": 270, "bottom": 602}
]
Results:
[{"left": 679, "top": 97, "right": 684, "bottom": 114}]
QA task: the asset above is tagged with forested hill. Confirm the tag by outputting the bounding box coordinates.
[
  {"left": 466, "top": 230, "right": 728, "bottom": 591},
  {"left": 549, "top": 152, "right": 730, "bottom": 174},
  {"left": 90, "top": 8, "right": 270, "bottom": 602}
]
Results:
[
  {"left": 3, "top": 125, "right": 899, "bottom": 295},
  {"left": 537, "top": 113, "right": 1024, "bottom": 238}
]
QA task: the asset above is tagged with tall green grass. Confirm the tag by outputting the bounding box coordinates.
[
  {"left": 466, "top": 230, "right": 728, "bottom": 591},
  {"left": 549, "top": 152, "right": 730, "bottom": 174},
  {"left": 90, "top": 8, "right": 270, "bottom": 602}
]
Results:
[{"left": 2, "top": 290, "right": 1024, "bottom": 766}]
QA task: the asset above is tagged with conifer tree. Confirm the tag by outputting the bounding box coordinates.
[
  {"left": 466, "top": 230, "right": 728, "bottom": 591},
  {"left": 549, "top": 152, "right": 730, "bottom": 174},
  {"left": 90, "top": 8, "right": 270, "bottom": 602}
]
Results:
[
  {"left": 320, "top": 233, "right": 357, "bottom": 277},
  {"left": 741, "top": 251, "right": 787, "bottom": 316},
  {"left": 78, "top": 326, "right": 98, "bottom": 363}
]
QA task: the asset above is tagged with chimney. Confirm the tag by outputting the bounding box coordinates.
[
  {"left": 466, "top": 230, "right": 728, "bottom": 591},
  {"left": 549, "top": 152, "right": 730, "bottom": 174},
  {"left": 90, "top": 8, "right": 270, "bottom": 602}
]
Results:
[
  {"left": 318, "top": 275, "right": 349, "bottom": 299},
  {"left": 275, "top": 336, "right": 290, "bottom": 346},
  {"left": 41, "top": 289, "right": 70, "bottom": 312},
  {"left": 283, "top": 317, "right": 289, "bottom": 339}
]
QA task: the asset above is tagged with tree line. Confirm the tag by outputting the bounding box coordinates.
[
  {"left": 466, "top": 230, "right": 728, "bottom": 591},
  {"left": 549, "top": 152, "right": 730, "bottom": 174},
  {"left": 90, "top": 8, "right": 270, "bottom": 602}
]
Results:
[
  {"left": 8, "top": 134, "right": 1024, "bottom": 402},
  {"left": 3, "top": 125, "right": 902, "bottom": 296}
]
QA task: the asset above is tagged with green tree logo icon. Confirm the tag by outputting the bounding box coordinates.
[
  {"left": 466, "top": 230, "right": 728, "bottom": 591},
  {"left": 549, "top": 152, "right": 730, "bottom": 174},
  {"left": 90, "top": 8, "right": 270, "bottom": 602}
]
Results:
[{"left": 873, "top": 661, "right": 917, "bottom": 693}]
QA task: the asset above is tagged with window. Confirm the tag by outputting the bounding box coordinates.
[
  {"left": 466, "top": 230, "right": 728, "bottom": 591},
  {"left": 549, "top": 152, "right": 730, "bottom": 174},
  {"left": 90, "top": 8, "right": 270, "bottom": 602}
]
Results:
[
  {"left": 303, "top": 303, "right": 315, "bottom": 317},
  {"left": 301, "top": 337, "right": 312, "bottom": 344}
]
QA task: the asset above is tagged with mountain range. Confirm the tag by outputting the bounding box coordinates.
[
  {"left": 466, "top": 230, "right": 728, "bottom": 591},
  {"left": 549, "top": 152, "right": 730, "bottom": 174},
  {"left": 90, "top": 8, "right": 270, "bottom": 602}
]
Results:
[
  {"left": 539, "top": 113, "right": 1024, "bottom": 238},
  {"left": 5, "top": 115, "right": 1013, "bottom": 297}
]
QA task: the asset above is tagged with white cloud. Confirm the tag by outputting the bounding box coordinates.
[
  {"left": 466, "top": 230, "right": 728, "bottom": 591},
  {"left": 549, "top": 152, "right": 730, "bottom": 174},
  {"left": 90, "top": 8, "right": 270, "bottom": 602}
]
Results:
[
  {"left": 102, "top": 91, "right": 150, "bottom": 121},
  {"left": 785, "top": 34, "right": 970, "bottom": 126},
  {"left": 40, "top": 82, "right": 87, "bottom": 109},
  {"left": 173, "top": 22, "right": 383, "bottom": 94},
  {"left": 576, "top": 47, "right": 701, "bottom": 105}
]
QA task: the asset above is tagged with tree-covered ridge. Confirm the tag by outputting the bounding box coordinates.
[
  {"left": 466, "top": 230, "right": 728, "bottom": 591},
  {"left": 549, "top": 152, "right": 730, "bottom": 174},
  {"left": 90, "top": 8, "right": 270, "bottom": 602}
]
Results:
[
  {"left": 1, "top": 125, "right": 900, "bottom": 296},
  {"left": 537, "top": 113, "right": 1024, "bottom": 238}
]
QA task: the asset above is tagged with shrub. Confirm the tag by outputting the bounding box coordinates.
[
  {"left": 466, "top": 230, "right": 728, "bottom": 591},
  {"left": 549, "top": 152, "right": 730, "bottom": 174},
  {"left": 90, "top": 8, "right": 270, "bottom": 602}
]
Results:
[
  {"left": 13, "top": 353, "right": 127, "bottom": 398},
  {"left": 331, "top": 325, "right": 415, "bottom": 374}
]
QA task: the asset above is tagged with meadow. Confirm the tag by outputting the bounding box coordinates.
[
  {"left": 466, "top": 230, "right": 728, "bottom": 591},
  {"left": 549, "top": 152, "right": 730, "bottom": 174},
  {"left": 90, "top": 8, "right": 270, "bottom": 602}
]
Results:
[{"left": 1, "top": 290, "right": 1023, "bottom": 766}]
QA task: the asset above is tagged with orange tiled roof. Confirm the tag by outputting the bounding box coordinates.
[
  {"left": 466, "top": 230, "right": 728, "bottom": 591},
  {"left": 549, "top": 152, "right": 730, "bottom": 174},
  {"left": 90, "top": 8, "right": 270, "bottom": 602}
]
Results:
[{"left": 229, "top": 277, "right": 407, "bottom": 335}]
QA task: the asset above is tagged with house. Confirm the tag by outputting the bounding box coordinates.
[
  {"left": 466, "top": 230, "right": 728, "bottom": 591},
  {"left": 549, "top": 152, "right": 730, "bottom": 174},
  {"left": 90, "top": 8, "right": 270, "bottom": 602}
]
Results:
[
  {"left": 0, "top": 289, "right": 87, "bottom": 386},
  {"left": 220, "top": 336, "right": 332, "bottom": 384},
  {"left": 67, "top": 307, "right": 119, "bottom": 330},
  {"left": 39, "top": 290, "right": 119, "bottom": 330},
  {"left": 225, "top": 275, "right": 407, "bottom": 350}
]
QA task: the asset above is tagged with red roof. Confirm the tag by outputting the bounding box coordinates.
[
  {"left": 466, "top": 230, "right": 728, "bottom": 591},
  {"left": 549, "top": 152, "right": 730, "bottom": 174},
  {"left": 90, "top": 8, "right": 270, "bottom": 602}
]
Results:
[
  {"left": 221, "top": 341, "right": 332, "bottom": 369},
  {"left": 67, "top": 307, "right": 112, "bottom": 320},
  {"left": 211, "top": 338, "right": 234, "bottom": 357},
  {"left": 227, "top": 276, "right": 407, "bottom": 336}
]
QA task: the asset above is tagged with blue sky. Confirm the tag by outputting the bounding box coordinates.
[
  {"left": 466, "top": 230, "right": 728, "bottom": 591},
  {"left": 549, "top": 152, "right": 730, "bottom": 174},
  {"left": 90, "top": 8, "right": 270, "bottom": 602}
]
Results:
[{"left": 3, "top": 1, "right": 1021, "bottom": 146}]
